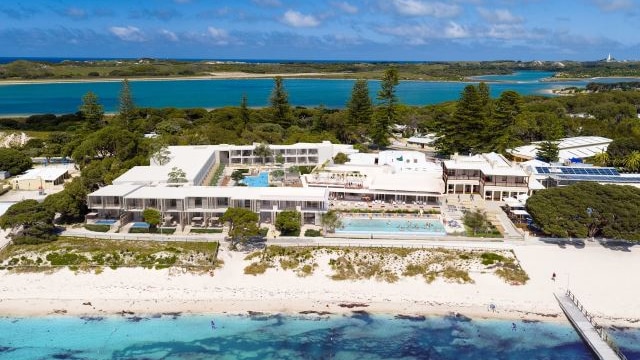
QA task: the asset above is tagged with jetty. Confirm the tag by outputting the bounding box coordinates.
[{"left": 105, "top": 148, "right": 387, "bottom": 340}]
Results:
[{"left": 555, "top": 290, "right": 627, "bottom": 360}]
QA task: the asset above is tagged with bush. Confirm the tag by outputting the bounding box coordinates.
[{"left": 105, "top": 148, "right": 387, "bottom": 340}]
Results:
[
  {"left": 190, "top": 228, "right": 223, "bottom": 234},
  {"left": 244, "top": 262, "right": 270, "bottom": 275},
  {"left": 129, "top": 227, "right": 149, "bottom": 233},
  {"left": 275, "top": 210, "right": 301, "bottom": 236},
  {"left": 304, "top": 229, "right": 322, "bottom": 237},
  {"left": 84, "top": 224, "right": 110, "bottom": 232}
]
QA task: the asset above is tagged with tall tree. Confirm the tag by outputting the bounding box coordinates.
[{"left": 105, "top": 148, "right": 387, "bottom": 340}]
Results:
[
  {"left": 240, "top": 93, "right": 251, "bottom": 131},
  {"left": 0, "top": 200, "right": 56, "bottom": 244},
  {"left": 221, "top": 207, "right": 260, "bottom": 249},
  {"left": 536, "top": 140, "right": 559, "bottom": 163},
  {"left": 269, "top": 76, "right": 291, "bottom": 127},
  {"left": 346, "top": 79, "right": 373, "bottom": 141},
  {"left": 118, "top": 79, "right": 136, "bottom": 128},
  {"left": 167, "top": 167, "right": 188, "bottom": 183},
  {"left": 492, "top": 90, "right": 523, "bottom": 152},
  {"left": 436, "top": 84, "right": 485, "bottom": 154},
  {"left": 142, "top": 208, "right": 162, "bottom": 229},
  {"left": 253, "top": 143, "right": 272, "bottom": 164},
  {"left": 371, "top": 68, "right": 399, "bottom": 148},
  {"left": 79, "top": 91, "right": 105, "bottom": 131}
]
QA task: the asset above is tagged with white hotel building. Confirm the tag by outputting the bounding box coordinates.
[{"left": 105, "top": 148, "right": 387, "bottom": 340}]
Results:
[{"left": 87, "top": 142, "right": 351, "bottom": 227}]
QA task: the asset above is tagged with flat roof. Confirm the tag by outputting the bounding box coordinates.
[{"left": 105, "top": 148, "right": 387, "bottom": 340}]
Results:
[
  {"left": 508, "top": 136, "right": 612, "bottom": 161},
  {"left": 89, "top": 184, "right": 143, "bottom": 197},
  {"left": 14, "top": 167, "right": 68, "bottom": 181},
  {"left": 369, "top": 173, "right": 444, "bottom": 194},
  {"left": 121, "top": 185, "right": 328, "bottom": 201},
  {"left": 444, "top": 153, "right": 527, "bottom": 177}
]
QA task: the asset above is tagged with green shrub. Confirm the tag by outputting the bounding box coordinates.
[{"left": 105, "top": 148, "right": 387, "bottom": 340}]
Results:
[
  {"left": 46, "top": 252, "right": 89, "bottom": 266},
  {"left": 84, "top": 224, "right": 110, "bottom": 232},
  {"left": 244, "top": 262, "right": 270, "bottom": 275},
  {"left": 304, "top": 229, "right": 322, "bottom": 237},
  {"left": 129, "top": 227, "right": 149, "bottom": 233},
  {"left": 190, "top": 228, "right": 223, "bottom": 234},
  {"left": 480, "top": 252, "right": 505, "bottom": 265}
]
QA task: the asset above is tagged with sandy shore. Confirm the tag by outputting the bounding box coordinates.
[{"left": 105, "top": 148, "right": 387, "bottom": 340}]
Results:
[
  {"left": 0, "top": 72, "right": 345, "bottom": 85},
  {"left": 0, "top": 241, "right": 638, "bottom": 328}
]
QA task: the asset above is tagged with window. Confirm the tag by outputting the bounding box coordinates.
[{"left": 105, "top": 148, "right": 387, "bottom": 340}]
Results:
[{"left": 194, "top": 198, "right": 202, "bottom": 207}]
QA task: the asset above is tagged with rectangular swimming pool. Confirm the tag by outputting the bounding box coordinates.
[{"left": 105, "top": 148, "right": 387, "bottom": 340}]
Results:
[
  {"left": 241, "top": 172, "right": 269, "bottom": 187},
  {"left": 94, "top": 219, "right": 117, "bottom": 225},
  {"left": 130, "top": 222, "right": 150, "bottom": 228},
  {"left": 336, "top": 217, "right": 446, "bottom": 235}
]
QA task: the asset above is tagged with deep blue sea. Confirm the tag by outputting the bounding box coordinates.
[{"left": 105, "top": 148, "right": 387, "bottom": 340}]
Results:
[
  {"left": 1, "top": 313, "right": 638, "bottom": 360},
  {"left": 1, "top": 71, "right": 639, "bottom": 116}
]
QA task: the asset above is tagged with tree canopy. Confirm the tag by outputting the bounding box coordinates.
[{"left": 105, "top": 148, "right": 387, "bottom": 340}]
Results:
[
  {"left": 0, "top": 199, "right": 57, "bottom": 244},
  {"left": 142, "top": 208, "right": 162, "bottom": 228},
  {"left": 371, "top": 68, "right": 399, "bottom": 148},
  {"left": 221, "top": 207, "right": 260, "bottom": 249},
  {"left": 275, "top": 210, "right": 301, "bottom": 236},
  {"left": 0, "top": 148, "right": 32, "bottom": 175},
  {"left": 526, "top": 182, "right": 640, "bottom": 241},
  {"left": 270, "top": 76, "right": 291, "bottom": 126},
  {"left": 79, "top": 91, "right": 104, "bottom": 131}
]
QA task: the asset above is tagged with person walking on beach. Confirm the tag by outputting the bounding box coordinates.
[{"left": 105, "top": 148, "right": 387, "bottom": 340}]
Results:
[{"left": 552, "top": 272, "right": 556, "bottom": 281}]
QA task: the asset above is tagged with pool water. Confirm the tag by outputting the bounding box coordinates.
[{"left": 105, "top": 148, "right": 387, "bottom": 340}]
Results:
[
  {"left": 337, "top": 217, "right": 446, "bottom": 235},
  {"left": 94, "top": 219, "right": 117, "bottom": 225},
  {"left": 242, "top": 172, "right": 269, "bottom": 187},
  {"left": 131, "top": 222, "right": 150, "bottom": 228}
]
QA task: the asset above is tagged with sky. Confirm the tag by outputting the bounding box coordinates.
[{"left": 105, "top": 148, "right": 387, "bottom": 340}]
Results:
[{"left": 1, "top": 0, "right": 639, "bottom": 61}]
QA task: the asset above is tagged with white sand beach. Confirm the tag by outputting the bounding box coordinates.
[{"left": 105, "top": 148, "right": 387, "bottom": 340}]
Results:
[
  {"left": 0, "top": 240, "right": 638, "bottom": 327},
  {"left": 0, "top": 72, "right": 344, "bottom": 86}
]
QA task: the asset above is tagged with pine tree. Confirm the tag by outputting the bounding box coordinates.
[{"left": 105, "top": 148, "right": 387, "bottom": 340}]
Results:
[
  {"left": 454, "top": 84, "right": 484, "bottom": 153},
  {"left": 370, "top": 68, "right": 399, "bottom": 148},
  {"left": 79, "top": 91, "right": 104, "bottom": 131},
  {"left": 118, "top": 79, "right": 136, "bottom": 127},
  {"left": 492, "top": 90, "right": 522, "bottom": 152},
  {"left": 269, "top": 76, "right": 291, "bottom": 127},
  {"left": 536, "top": 141, "right": 559, "bottom": 163},
  {"left": 346, "top": 79, "right": 372, "bottom": 142},
  {"left": 240, "top": 93, "right": 250, "bottom": 131}
]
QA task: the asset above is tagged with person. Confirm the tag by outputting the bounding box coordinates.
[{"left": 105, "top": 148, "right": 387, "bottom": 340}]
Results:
[
  {"left": 552, "top": 272, "right": 556, "bottom": 281},
  {"left": 211, "top": 320, "right": 216, "bottom": 330},
  {"left": 512, "top": 322, "right": 517, "bottom": 331}
]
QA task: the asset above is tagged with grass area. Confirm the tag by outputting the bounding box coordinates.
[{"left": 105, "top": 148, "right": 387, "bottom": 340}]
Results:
[
  {"left": 83, "top": 224, "right": 111, "bottom": 233},
  {"left": 243, "top": 246, "right": 317, "bottom": 277},
  {"left": 190, "top": 228, "right": 223, "bottom": 234},
  {"left": 464, "top": 225, "right": 503, "bottom": 238},
  {"left": 242, "top": 246, "right": 529, "bottom": 285},
  {"left": 0, "top": 237, "right": 219, "bottom": 273}
]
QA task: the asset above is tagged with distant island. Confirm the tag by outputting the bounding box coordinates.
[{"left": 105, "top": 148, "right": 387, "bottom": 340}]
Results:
[{"left": 2, "top": 58, "right": 640, "bottom": 82}]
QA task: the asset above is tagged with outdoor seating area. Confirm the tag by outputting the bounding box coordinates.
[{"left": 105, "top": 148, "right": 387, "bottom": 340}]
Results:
[{"left": 330, "top": 199, "right": 441, "bottom": 214}]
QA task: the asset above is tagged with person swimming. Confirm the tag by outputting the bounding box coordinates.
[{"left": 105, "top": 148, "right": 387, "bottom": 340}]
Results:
[{"left": 211, "top": 320, "right": 216, "bottom": 329}]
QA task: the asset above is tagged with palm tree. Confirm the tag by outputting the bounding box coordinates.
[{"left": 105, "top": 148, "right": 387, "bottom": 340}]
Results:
[
  {"left": 590, "top": 151, "right": 610, "bottom": 167},
  {"left": 624, "top": 151, "right": 640, "bottom": 172},
  {"left": 253, "top": 143, "right": 272, "bottom": 165}
]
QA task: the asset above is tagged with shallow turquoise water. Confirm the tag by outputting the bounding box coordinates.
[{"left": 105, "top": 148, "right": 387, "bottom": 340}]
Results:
[
  {"left": 337, "top": 217, "right": 446, "bottom": 235},
  {"left": 0, "top": 313, "right": 610, "bottom": 360},
  {"left": 0, "top": 71, "right": 595, "bottom": 115}
]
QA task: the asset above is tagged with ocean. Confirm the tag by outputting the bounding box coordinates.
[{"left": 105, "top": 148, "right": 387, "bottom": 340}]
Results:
[
  {"left": 0, "top": 71, "right": 593, "bottom": 116},
  {"left": 1, "top": 313, "right": 638, "bottom": 359}
]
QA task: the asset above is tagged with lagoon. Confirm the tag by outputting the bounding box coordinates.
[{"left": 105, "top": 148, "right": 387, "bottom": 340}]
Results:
[
  {"left": 2, "top": 71, "right": 640, "bottom": 117},
  {"left": 0, "top": 71, "right": 587, "bottom": 116}
]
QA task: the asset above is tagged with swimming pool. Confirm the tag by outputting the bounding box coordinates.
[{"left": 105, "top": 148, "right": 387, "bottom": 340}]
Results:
[
  {"left": 130, "top": 222, "right": 150, "bottom": 228},
  {"left": 241, "top": 172, "right": 269, "bottom": 187},
  {"left": 94, "top": 219, "right": 117, "bottom": 225},
  {"left": 337, "top": 217, "right": 446, "bottom": 235}
]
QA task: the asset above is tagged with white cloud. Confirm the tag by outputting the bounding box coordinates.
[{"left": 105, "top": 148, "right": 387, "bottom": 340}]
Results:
[
  {"left": 160, "top": 29, "right": 178, "bottom": 42},
  {"left": 444, "top": 21, "right": 468, "bottom": 38},
  {"left": 334, "top": 1, "right": 358, "bottom": 14},
  {"left": 592, "top": 0, "right": 633, "bottom": 12},
  {"left": 477, "top": 8, "right": 522, "bottom": 24},
  {"left": 109, "top": 26, "right": 145, "bottom": 42},
  {"left": 391, "top": 0, "right": 460, "bottom": 18},
  {"left": 207, "top": 26, "right": 230, "bottom": 45},
  {"left": 281, "top": 10, "right": 320, "bottom": 27}
]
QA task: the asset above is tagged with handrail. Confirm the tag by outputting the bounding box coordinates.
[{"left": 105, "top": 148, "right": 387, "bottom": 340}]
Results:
[{"left": 565, "top": 289, "right": 628, "bottom": 360}]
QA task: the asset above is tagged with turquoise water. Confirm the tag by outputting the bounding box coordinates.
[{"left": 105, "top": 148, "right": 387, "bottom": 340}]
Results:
[
  {"left": 0, "top": 71, "right": 599, "bottom": 116},
  {"left": 94, "top": 219, "right": 117, "bottom": 225},
  {"left": 0, "top": 313, "right": 608, "bottom": 359},
  {"left": 131, "top": 222, "right": 149, "bottom": 228},
  {"left": 241, "top": 172, "right": 269, "bottom": 187},
  {"left": 337, "top": 217, "right": 447, "bottom": 235}
]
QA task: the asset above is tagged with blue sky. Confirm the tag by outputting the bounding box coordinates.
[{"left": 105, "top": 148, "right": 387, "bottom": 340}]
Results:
[{"left": 1, "top": 0, "right": 639, "bottom": 61}]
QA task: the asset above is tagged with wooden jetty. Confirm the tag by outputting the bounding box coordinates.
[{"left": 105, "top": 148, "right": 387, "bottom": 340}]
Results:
[{"left": 555, "top": 290, "right": 627, "bottom": 360}]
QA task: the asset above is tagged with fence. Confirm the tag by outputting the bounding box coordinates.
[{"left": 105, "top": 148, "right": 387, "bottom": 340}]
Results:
[{"left": 61, "top": 231, "right": 220, "bottom": 243}]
